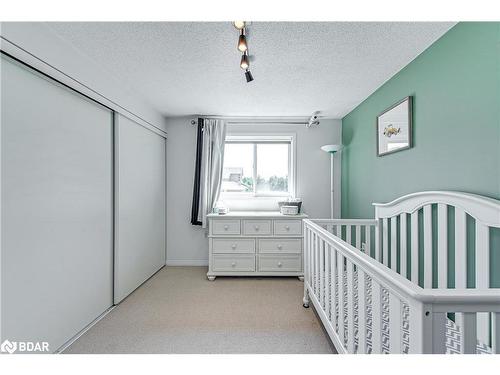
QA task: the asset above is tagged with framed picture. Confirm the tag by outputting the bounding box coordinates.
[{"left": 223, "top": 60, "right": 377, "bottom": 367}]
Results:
[{"left": 376, "top": 96, "right": 412, "bottom": 156}]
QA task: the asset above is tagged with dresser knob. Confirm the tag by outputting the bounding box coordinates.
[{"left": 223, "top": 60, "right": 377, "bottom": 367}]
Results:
[
  {"left": 254, "top": 225, "right": 260, "bottom": 231},
  {"left": 231, "top": 244, "right": 237, "bottom": 249},
  {"left": 277, "top": 244, "right": 282, "bottom": 250},
  {"left": 285, "top": 225, "right": 290, "bottom": 230},
  {"left": 231, "top": 262, "right": 236, "bottom": 267},
  {"left": 224, "top": 225, "right": 229, "bottom": 230},
  {"left": 278, "top": 262, "right": 283, "bottom": 267}
]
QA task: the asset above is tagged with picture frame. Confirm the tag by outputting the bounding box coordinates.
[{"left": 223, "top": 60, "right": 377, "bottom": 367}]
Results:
[{"left": 376, "top": 96, "right": 413, "bottom": 156}]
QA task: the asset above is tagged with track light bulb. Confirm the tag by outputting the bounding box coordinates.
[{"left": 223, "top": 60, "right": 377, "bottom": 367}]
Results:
[
  {"left": 238, "top": 31, "right": 248, "bottom": 52},
  {"left": 233, "top": 21, "right": 245, "bottom": 30},
  {"left": 240, "top": 53, "right": 249, "bottom": 70}
]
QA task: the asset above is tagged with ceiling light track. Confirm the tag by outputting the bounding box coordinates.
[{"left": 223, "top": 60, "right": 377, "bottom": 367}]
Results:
[{"left": 234, "top": 21, "right": 253, "bottom": 82}]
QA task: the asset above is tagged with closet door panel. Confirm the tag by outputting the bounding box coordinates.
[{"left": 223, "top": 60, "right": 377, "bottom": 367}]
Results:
[
  {"left": 1, "top": 55, "right": 113, "bottom": 351},
  {"left": 114, "top": 115, "right": 166, "bottom": 303}
]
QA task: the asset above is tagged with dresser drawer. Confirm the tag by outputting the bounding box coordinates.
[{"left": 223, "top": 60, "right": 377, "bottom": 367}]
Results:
[
  {"left": 258, "top": 239, "right": 302, "bottom": 254},
  {"left": 242, "top": 220, "right": 272, "bottom": 235},
  {"left": 258, "top": 254, "right": 302, "bottom": 272},
  {"left": 212, "top": 239, "right": 255, "bottom": 254},
  {"left": 212, "top": 220, "right": 241, "bottom": 235},
  {"left": 213, "top": 255, "right": 255, "bottom": 272},
  {"left": 273, "top": 220, "right": 302, "bottom": 235}
]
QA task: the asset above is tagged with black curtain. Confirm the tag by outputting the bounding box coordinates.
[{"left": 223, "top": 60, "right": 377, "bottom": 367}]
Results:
[{"left": 190, "top": 118, "right": 204, "bottom": 225}]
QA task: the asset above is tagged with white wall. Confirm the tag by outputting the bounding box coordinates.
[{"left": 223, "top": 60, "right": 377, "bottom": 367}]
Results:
[
  {"left": 165, "top": 117, "right": 342, "bottom": 266},
  {"left": 0, "top": 22, "right": 166, "bottom": 131}
]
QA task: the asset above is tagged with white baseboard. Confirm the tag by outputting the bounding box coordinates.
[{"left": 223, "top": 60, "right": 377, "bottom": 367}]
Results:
[
  {"left": 166, "top": 259, "right": 208, "bottom": 266},
  {"left": 56, "top": 306, "right": 115, "bottom": 353}
]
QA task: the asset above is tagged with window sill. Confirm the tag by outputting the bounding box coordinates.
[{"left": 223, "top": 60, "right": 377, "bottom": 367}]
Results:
[{"left": 219, "top": 196, "right": 287, "bottom": 212}]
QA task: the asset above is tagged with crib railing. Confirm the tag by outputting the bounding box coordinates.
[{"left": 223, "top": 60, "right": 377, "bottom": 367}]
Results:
[
  {"left": 303, "top": 219, "right": 500, "bottom": 354},
  {"left": 311, "top": 219, "right": 376, "bottom": 254}
]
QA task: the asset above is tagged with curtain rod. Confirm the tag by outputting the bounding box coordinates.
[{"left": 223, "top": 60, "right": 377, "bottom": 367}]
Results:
[{"left": 190, "top": 118, "right": 309, "bottom": 126}]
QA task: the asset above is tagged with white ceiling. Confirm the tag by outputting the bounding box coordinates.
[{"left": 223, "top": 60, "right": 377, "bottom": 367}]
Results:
[{"left": 46, "top": 22, "right": 454, "bottom": 119}]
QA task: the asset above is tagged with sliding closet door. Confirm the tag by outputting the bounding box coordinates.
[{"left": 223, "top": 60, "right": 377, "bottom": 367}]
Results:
[
  {"left": 114, "top": 115, "right": 166, "bottom": 303},
  {"left": 0, "top": 55, "right": 113, "bottom": 352}
]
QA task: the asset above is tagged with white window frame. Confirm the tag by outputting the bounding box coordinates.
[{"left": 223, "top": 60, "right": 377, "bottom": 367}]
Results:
[{"left": 221, "top": 133, "right": 297, "bottom": 199}]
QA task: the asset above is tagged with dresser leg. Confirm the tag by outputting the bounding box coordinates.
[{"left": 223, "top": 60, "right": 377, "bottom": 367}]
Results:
[
  {"left": 207, "top": 275, "right": 216, "bottom": 281},
  {"left": 298, "top": 276, "right": 304, "bottom": 281}
]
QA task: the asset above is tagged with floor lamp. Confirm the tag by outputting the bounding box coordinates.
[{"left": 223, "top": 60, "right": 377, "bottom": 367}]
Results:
[{"left": 321, "top": 144, "right": 343, "bottom": 219}]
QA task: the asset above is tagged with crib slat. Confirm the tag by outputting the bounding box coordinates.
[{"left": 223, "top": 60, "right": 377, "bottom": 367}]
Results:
[
  {"left": 455, "top": 208, "right": 467, "bottom": 289},
  {"left": 408, "top": 301, "right": 427, "bottom": 353},
  {"left": 309, "top": 229, "right": 313, "bottom": 286},
  {"left": 314, "top": 234, "right": 319, "bottom": 294},
  {"left": 461, "top": 313, "right": 477, "bottom": 354},
  {"left": 337, "top": 253, "right": 345, "bottom": 348},
  {"left": 475, "top": 222, "right": 490, "bottom": 347},
  {"left": 371, "top": 280, "right": 382, "bottom": 353},
  {"left": 320, "top": 239, "right": 325, "bottom": 309},
  {"left": 307, "top": 229, "right": 310, "bottom": 285},
  {"left": 336, "top": 224, "right": 342, "bottom": 239},
  {"left": 454, "top": 209, "right": 467, "bottom": 337},
  {"left": 326, "top": 224, "right": 334, "bottom": 234},
  {"left": 410, "top": 212, "right": 419, "bottom": 283},
  {"left": 310, "top": 232, "right": 314, "bottom": 291},
  {"left": 437, "top": 204, "right": 448, "bottom": 288},
  {"left": 390, "top": 217, "right": 397, "bottom": 271},
  {"left": 382, "top": 218, "right": 389, "bottom": 266},
  {"left": 356, "top": 225, "right": 361, "bottom": 250},
  {"left": 325, "top": 245, "right": 331, "bottom": 320},
  {"left": 432, "top": 312, "right": 447, "bottom": 354},
  {"left": 423, "top": 205, "right": 432, "bottom": 288},
  {"left": 315, "top": 234, "right": 320, "bottom": 295},
  {"left": 357, "top": 269, "right": 366, "bottom": 354},
  {"left": 389, "top": 293, "right": 401, "bottom": 353},
  {"left": 346, "top": 225, "right": 352, "bottom": 246},
  {"left": 400, "top": 214, "right": 407, "bottom": 278},
  {"left": 375, "top": 219, "right": 381, "bottom": 261},
  {"left": 365, "top": 225, "right": 371, "bottom": 256},
  {"left": 492, "top": 313, "right": 500, "bottom": 354},
  {"left": 346, "top": 260, "right": 355, "bottom": 353},
  {"left": 330, "top": 250, "right": 337, "bottom": 332}
]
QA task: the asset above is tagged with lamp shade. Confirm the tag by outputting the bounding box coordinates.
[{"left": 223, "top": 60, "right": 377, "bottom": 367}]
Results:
[{"left": 321, "top": 144, "right": 343, "bottom": 153}]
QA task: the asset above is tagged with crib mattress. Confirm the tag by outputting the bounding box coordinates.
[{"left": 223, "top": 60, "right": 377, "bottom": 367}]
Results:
[{"left": 316, "top": 270, "right": 492, "bottom": 354}]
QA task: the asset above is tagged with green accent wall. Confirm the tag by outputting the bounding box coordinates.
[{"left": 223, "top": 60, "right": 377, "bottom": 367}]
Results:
[{"left": 341, "top": 22, "right": 500, "bottom": 286}]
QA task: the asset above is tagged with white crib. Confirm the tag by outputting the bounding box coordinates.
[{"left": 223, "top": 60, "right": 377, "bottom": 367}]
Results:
[{"left": 302, "top": 191, "right": 500, "bottom": 354}]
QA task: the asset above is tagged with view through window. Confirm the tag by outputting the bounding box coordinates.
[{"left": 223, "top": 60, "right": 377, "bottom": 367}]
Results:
[{"left": 221, "top": 137, "right": 292, "bottom": 198}]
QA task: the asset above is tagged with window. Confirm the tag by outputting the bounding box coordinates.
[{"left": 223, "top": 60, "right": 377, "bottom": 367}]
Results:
[{"left": 220, "top": 135, "right": 295, "bottom": 199}]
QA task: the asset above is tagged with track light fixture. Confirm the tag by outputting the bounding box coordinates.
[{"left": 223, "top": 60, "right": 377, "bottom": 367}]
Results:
[
  {"left": 237, "top": 29, "right": 248, "bottom": 52},
  {"left": 234, "top": 21, "right": 254, "bottom": 82},
  {"left": 245, "top": 69, "right": 254, "bottom": 82},
  {"left": 306, "top": 111, "right": 321, "bottom": 127}
]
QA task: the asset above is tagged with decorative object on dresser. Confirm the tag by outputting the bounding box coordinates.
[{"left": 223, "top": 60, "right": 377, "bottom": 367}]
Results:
[
  {"left": 376, "top": 96, "right": 413, "bottom": 156},
  {"left": 207, "top": 211, "right": 308, "bottom": 281}
]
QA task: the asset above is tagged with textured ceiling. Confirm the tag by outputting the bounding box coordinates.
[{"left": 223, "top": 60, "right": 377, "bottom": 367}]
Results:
[{"left": 46, "top": 22, "right": 454, "bottom": 118}]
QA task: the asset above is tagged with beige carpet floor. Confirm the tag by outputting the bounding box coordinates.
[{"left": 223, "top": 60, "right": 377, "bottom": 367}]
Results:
[{"left": 64, "top": 266, "right": 335, "bottom": 354}]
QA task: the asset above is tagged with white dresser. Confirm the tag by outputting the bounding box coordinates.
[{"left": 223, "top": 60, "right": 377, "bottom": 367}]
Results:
[{"left": 207, "top": 211, "right": 308, "bottom": 281}]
